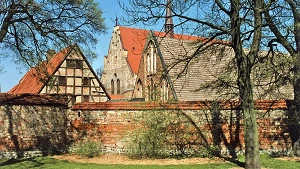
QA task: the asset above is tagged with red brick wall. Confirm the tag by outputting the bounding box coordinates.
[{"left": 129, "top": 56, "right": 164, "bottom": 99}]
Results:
[
  {"left": 0, "top": 94, "right": 293, "bottom": 156},
  {"left": 69, "top": 101, "right": 292, "bottom": 154}
]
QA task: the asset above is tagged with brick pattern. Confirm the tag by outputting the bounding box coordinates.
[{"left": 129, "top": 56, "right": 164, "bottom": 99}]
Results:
[
  {"left": 69, "top": 102, "right": 292, "bottom": 154},
  {"left": 0, "top": 104, "right": 68, "bottom": 155},
  {"left": 0, "top": 94, "right": 293, "bottom": 156}
]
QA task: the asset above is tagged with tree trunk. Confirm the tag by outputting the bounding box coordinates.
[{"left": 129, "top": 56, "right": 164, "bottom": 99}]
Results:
[
  {"left": 293, "top": 1, "right": 300, "bottom": 139},
  {"left": 231, "top": 0, "right": 262, "bottom": 167},
  {"left": 241, "top": 71, "right": 261, "bottom": 168}
]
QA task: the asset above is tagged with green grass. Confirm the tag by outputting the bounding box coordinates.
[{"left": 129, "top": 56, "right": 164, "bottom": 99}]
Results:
[{"left": 0, "top": 154, "right": 299, "bottom": 169}]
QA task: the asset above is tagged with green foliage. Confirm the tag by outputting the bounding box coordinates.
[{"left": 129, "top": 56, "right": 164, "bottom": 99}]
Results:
[
  {"left": 127, "top": 111, "right": 169, "bottom": 158},
  {"left": 126, "top": 110, "right": 216, "bottom": 159},
  {"left": 0, "top": 0, "right": 106, "bottom": 67},
  {"left": 72, "top": 139, "right": 103, "bottom": 158},
  {"left": 195, "top": 145, "right": 221, "bottom": 158}
]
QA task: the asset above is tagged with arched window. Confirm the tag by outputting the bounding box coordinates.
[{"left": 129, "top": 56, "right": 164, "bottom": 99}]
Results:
[
  {"left": 148, "top": 85, "right": 151, "bottom": 101},
  {"left": 153, "top": 51, "right": 156, "bottom": 73},
  {"left": 147, "top": 42, "right": 156, "bottom": 75},
  {"left": 137, "top": 79, "right": 143, "bottom": 98},
  {"left": 147, "top": 53, "right": 151, "bottom": 74},
  {"left": 111, "top": 79, "right": 114, "bottom": 94},
  {"left": 117, "top": 79, "right": 120, "bottom": 94},
  {"left": 150, "top": 78, "right": 154, "bottom": 101},
  {"left": 153, "top": 84, "right": 157, "bottom": 101}
]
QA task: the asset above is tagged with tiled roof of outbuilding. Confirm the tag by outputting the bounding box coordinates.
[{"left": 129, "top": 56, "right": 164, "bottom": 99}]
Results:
[{"left": 8, "top": 46, "right": 72, "bottom": 94}]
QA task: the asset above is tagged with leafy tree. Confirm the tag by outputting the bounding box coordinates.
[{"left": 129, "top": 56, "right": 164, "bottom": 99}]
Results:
[
  {"left": 119, "top": 0, "right": 274, "bottom": 168},
  {"left": 264, "top": 0, "right": 300, "bottom": 143},
  {"left": 0, "top": 0, "right": 106, "bottom": 67}
]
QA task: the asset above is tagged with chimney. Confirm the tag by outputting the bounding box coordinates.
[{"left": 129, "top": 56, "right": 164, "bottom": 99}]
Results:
[{"left": 165, "top": 0, "right": 174, "bottom": 38}]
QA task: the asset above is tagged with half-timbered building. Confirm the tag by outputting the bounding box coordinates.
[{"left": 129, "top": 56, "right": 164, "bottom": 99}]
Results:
[{"left": 8, "top": 44, "right": 110, "bottom": 102}]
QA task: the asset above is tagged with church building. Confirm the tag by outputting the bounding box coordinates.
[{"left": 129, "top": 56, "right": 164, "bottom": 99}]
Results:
[
  {"left": 100, "top": 25, "right": 150, "bottom": 100},
  {"left": 102, "top": 0, "right": 293, "bottom": 102}
]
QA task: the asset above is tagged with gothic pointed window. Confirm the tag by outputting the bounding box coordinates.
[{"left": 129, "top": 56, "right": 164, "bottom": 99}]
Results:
[
  {"left": 147, "top": 53, "right": 151, "bottom": 74},
  {"left": 111, "top": 79, "right": 114, "bottom": 94},
  {"left": 137, "top": 79, "right": 143, "bottom": 98},
  {"left": 117, "top": 79, "right": 120, "bottom": 94},
  {"left": 147, "top": 42, "right": 156, "bottom": 75}
]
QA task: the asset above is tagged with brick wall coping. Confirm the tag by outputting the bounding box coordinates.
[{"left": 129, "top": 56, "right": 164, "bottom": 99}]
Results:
[
  {"left": 0, "top": 93, "right": 69, "bottom": 106},
  {"left": 72, "top": 100, "right": 288, "bottom": 110}
]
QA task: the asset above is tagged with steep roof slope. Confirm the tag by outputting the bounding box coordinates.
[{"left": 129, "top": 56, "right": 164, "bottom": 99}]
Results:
[
  {"left": 118, "top": 26, "right": 205, "bottom": 75},
  {"left": 154, "top": 37, "right": 293, "bottom": 101},
  {"left": 119, "top": 26, "right": 149, "bottom": 74},
  {"left": 8, "top": 46, "right": 72, "bottom": 94}
]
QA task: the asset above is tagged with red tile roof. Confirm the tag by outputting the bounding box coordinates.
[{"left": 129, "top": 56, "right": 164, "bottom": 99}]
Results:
[
  {"left": 8, "top": 46, "right": 72, "bottom": 94},
  {"left": 118, "top": 26, "right": 208, "bottom": 75},
  {"left": 119, "top": 26, "right": 149, "bottom": 74}
]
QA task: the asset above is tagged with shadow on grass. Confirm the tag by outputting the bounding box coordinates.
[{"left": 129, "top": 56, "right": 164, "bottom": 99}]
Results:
[
  {"left": 0, "top": 157, "right": 49, "bottom": 168},
  {"left": 220, "top": 157, "right": 245, "bottom": 168}
]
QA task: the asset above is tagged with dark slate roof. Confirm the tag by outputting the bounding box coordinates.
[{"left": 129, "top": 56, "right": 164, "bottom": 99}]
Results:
[{"left": 154, "top": 36, "right": 293, "bottom": 101}]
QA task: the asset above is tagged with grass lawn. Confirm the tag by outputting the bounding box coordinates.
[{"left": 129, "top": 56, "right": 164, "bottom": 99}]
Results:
[{"left": 0, "top": 154, "right": 299, "bottom": 169}]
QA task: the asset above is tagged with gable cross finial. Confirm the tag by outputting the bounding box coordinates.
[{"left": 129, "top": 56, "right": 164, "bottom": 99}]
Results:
[{"left": 115, "top": 17, "right": 119, "bottom": 26}]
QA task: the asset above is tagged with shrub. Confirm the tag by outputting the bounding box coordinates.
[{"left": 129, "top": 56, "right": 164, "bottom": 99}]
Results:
[
  {"left": 72, "top": 139, "right": 103, "bottom": 158},
  {"left": 126, "top": 112, "right": 169, "bottom": 158},
  {"left": 126, "top": 110, "right": 215, "bottom": 159}
]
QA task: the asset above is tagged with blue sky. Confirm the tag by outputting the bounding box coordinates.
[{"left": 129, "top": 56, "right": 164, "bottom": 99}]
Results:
[{"left": 0, "top": 0, "right": 163, "bottom": 92}]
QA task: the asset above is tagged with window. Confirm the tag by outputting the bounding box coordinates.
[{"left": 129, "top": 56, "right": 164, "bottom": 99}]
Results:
[
  {"left": 111, "top": 79, "right": 114, "bottom": 94},
  {"left": 83, "top": 77, "right": 90, "bottom": 86},
  {"left": 67, "top": 60, "right": 76, "bottom": 68},
  {"left": 147, "top": 43, "right": 156, "bottom": 75},
  {"left": 148, "top": 85, "right": 151, "bottom": 101},
  {"left": 147, "top": 53, "right": 151, "bottom": 74},
  {"left": 153, "top": 84, "right": 157, "bottom": 101},
  {"left": 137, "top": 79, "right": 143, "bottom": 98},
  {"left": 67, "top": 60, "right": 83, "bottom": 69},
  {"left": 83, "top": 95, "right": 89, "bottom": 102},
  {"left": 117, "top": 79, "right": 120, "bottom": 94},
  {"left": 76, "top": 60, "right": 83, "bottom": 69},
  {"left": 58, "top": 76, "right": 66, "bottom": 86}
]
